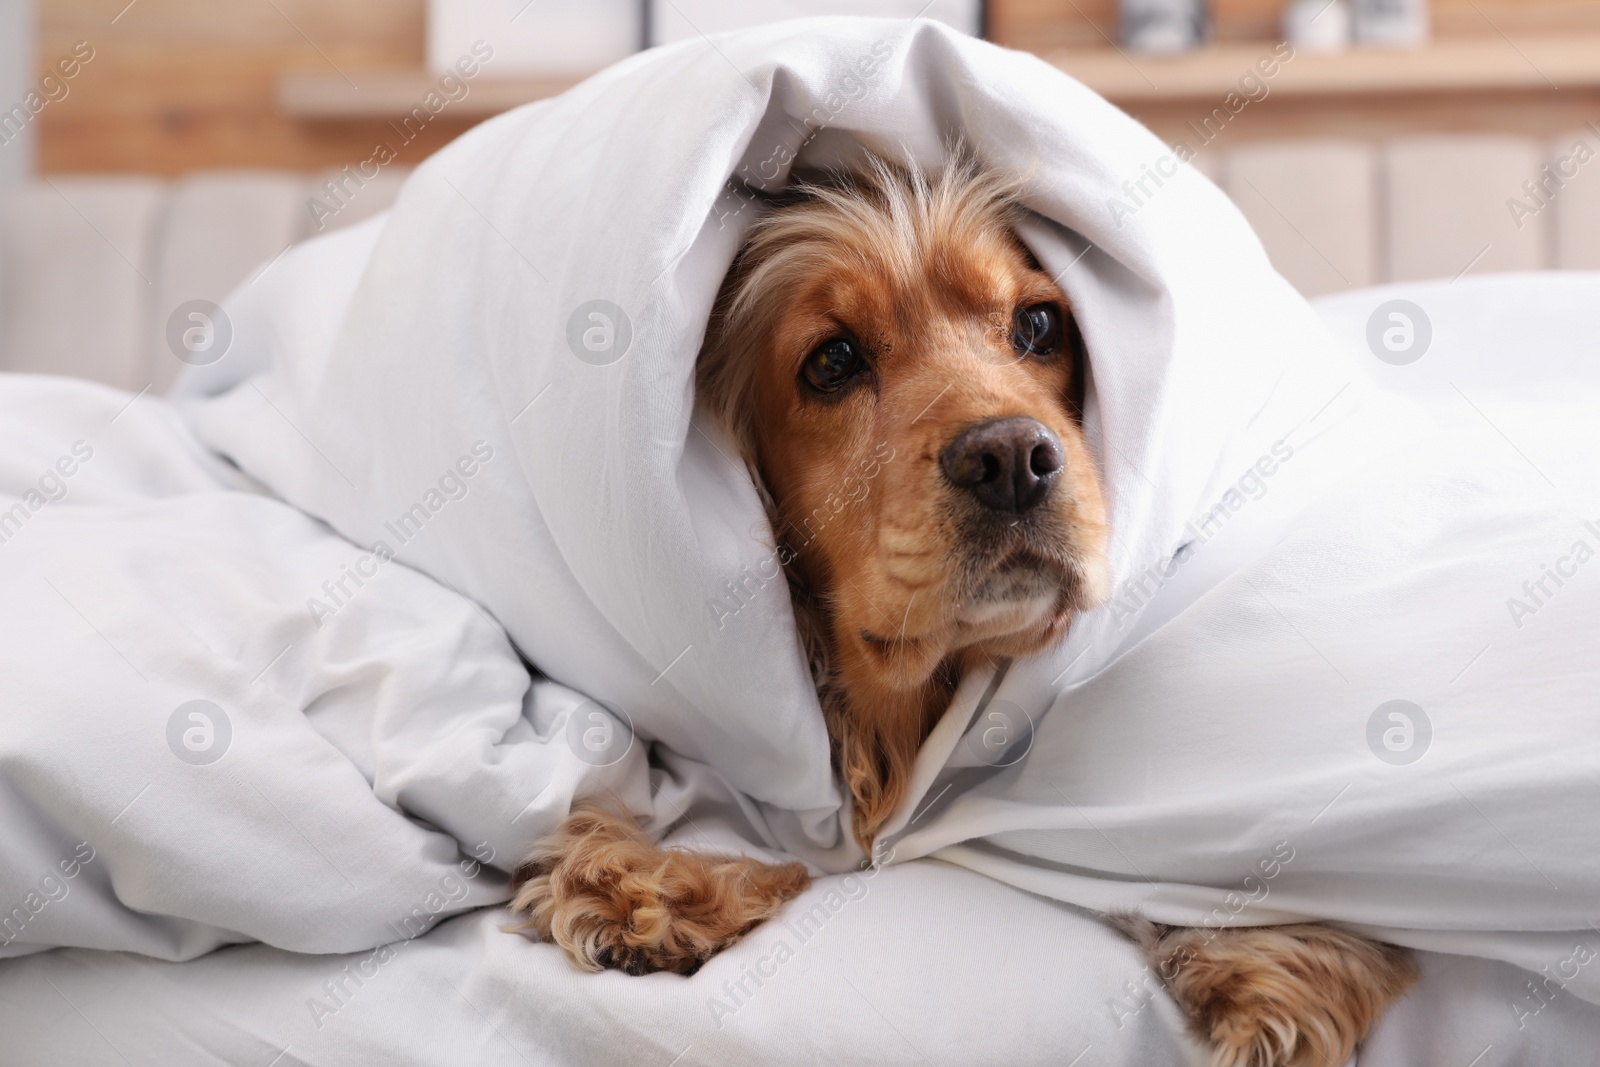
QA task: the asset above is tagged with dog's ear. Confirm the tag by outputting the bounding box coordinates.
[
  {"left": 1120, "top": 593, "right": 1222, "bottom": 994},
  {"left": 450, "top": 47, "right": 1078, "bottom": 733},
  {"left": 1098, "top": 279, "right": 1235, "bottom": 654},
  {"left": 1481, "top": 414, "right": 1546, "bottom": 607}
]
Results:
[
  {"left": 753, "top": 165, "right": 860, "bottom": 215},
  {"left": 1064, "top": 305, "right": 1089, "bottom": 422},
  {"left": 1008, "top": 232, "right": 1088, "bottom": 419}
]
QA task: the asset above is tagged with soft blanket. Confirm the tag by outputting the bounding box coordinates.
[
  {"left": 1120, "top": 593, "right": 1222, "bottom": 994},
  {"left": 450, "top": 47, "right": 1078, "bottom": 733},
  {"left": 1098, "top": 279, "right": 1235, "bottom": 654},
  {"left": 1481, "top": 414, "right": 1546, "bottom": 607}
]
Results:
[{"left": 2, "top": 17, "right": 1597, "bottom": 1006}]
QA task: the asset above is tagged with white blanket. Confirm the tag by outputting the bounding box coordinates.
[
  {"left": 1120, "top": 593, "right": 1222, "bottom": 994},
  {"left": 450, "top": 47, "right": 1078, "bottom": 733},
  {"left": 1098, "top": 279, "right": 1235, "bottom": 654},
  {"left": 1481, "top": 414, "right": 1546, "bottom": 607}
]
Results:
[
  {"left": 0, "top": 373, "right": 648, "bottom": 959},
  {"left": 2, "top": 16, "right": 1598, "bottom": 1013}
]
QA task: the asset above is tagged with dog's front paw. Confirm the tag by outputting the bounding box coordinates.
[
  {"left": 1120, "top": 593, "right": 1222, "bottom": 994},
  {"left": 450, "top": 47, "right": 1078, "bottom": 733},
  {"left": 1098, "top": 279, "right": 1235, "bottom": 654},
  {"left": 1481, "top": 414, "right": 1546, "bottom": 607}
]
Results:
[
  {"left": 1112, "top": 918, "right": 1417, "bottom": 1067},
  {"left": 507, "top": 802, "right": 810, "bottom": 976}
]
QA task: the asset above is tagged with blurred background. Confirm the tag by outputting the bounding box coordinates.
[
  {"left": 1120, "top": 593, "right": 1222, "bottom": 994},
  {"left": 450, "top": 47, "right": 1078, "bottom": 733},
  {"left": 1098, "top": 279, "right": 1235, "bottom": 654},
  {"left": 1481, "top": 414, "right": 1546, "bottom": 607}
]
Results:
[{"left": 2, "top": 0, "right": 1598, "bottom": 388}]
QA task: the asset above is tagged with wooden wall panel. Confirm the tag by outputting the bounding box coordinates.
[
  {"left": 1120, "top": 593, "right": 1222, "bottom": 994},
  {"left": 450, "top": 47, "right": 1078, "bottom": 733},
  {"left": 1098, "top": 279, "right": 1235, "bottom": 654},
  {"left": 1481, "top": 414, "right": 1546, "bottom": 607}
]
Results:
[{"left": 37, "top": 0, "right": 471, "bottom": 174}]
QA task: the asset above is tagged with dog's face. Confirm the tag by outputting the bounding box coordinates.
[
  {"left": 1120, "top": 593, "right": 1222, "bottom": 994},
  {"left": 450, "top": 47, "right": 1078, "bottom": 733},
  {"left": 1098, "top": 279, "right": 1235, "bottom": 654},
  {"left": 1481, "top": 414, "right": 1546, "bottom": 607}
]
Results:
[{"left": 701, "top": 159, "right": 1110, "bottom": 702}]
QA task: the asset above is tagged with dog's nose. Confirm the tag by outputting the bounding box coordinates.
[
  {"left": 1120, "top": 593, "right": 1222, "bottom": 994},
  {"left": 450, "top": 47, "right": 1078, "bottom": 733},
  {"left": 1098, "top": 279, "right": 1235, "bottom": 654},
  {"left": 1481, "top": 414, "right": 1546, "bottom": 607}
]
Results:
[{"left": 940, "top": 418, "right": 1063, "bottom": 513}]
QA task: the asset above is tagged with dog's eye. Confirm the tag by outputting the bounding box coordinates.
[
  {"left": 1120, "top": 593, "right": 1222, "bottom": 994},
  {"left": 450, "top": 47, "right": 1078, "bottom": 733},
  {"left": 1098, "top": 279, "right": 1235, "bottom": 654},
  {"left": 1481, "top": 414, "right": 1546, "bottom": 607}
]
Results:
[
  {"left": 1012, "top": 303, "right": 1062, "bottom": 357},
  {"left": 801, "top": 338, "right": 866, "bottom": 394}
]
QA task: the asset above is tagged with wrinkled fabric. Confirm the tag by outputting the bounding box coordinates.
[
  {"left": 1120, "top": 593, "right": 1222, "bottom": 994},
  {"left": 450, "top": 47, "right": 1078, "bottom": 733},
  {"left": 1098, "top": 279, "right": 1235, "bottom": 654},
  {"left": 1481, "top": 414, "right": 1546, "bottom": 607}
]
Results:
[
  {"left": 0, "top": 17, "right": 1594, "bottom": 1002},
  {"left": 177, "top": 20, "right": 1600, "bottom": 993}
]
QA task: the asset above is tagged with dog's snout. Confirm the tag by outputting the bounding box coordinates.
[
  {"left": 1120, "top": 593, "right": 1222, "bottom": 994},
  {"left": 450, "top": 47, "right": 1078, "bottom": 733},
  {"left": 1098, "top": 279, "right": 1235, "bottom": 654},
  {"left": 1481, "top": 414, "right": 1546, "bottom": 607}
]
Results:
[{"left": 939, "top": 417, "right": 1063, "bottom": 514}]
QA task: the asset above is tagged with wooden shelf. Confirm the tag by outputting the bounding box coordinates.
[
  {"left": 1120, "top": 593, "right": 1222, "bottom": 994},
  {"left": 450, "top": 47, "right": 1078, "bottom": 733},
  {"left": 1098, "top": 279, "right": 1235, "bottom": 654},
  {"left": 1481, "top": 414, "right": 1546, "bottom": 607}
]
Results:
[
  {"left": 1055, "top": 34, "right": 1600, "bottom": 100},
  {"left": 277, "top": 69, "right": 584, "bottom": 120},
  {"left": 277, "top": 34, "right": 1600, "bottom": 119}
]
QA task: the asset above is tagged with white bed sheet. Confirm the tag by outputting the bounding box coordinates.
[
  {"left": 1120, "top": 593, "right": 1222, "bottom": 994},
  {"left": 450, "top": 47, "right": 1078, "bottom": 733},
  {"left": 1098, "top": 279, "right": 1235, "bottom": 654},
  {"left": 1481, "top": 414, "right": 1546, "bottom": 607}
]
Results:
[
  {"left": 4, "top": 856, "right": 1596, "bottom": 1067},
  {"left": 0, "top": 860, "right": 1197, "bottom": 1066}
]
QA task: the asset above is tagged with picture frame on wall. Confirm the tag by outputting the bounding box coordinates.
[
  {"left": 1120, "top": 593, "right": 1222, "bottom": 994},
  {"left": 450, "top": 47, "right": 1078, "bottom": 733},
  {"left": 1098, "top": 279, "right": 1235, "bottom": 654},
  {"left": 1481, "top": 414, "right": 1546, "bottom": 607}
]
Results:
[
  {"left": 426, "top": 0, "right": 642, "bottom": 76},
  {"left": 647, "top": 1, "right": 986, "bottom": 45},
  {"left": 427, "top": 0, "right": 986, "bottom": 77}
]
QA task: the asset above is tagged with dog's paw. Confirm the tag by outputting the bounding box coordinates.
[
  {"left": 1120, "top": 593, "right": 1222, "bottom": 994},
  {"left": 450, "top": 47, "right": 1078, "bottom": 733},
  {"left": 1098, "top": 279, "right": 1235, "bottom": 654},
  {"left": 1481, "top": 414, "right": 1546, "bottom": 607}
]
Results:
[
  {"left": 507, "top": 802, "right": 810, "bottom": 976},
  {"left": 1113, "top": 918, "right": 1417, "bottom": 1067}
]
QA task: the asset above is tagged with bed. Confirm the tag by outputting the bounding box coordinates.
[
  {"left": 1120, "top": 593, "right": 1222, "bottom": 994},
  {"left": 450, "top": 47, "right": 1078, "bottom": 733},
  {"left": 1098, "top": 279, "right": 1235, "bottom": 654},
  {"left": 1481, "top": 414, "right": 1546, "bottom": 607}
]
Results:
[
  {"left": 3, "top": 17, "right": 1598, "bottom": 1064},
  {"left": 1, "top": 271, "right": 1593, "bottom": 1066}
]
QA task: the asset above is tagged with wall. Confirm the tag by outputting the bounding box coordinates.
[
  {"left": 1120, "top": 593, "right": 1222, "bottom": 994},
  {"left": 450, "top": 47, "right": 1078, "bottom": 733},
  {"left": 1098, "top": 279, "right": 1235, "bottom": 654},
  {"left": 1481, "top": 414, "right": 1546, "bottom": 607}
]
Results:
[
  {"left": 2, "top": 0, "right": 36, "bottom": 181},
  {"left": 35, "top": 0, "right": 1600, "bottom": 174},
  {"left": 1, "top": 0, "right": 35, "bottom": 373}
]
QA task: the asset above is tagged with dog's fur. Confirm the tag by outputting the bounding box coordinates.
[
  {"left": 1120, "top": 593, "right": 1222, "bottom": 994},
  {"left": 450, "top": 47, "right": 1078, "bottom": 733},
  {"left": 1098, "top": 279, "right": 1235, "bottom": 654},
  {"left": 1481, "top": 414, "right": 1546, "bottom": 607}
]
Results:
[{"left": 509, "top": 154, "right": 1416, "bottom": 1065}]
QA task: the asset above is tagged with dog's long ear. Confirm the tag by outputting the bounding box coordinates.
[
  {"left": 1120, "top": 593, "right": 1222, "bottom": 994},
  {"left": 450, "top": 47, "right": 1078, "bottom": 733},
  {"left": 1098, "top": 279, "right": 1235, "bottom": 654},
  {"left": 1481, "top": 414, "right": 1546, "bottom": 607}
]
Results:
[
  {"left": 1010, "top": 232, "right": 1089, "bottom": 423},
  {"left": 1065, "top": 305, "right": 1089, "bottom": 422},
  {"left": 694, "top": 303, "right": 837, "bottom": 720}
]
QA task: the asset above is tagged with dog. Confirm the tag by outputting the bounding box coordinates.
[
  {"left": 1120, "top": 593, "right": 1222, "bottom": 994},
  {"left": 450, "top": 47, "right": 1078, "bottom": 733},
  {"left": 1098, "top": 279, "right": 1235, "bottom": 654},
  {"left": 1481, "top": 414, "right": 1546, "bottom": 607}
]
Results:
[{"left": 510, "top": 153, "right": 1417, "bottom": 1067}]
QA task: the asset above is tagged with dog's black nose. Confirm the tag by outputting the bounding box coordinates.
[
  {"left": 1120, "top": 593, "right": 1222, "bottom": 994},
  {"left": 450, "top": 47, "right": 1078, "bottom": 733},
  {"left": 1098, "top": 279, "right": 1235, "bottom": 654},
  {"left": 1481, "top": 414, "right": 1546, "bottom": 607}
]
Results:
[{"left": 940, "top": 418, "right": 1063, "bottom": 514}]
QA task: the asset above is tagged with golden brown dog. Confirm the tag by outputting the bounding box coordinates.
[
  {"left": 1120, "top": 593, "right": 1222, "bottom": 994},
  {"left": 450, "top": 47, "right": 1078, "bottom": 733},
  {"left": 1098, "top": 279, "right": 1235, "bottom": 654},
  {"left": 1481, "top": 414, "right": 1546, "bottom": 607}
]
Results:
[{"left": 510, "top": 153, "right": 1416, "bottom": 1066}]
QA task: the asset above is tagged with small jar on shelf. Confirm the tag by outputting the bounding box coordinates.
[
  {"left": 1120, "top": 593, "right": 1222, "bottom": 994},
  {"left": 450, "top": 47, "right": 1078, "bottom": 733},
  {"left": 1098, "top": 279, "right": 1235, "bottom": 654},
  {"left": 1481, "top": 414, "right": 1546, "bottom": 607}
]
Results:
[
  {"left": 1118, "top": 0, "right": 1209, "bottom": 53},
  {"left": 1283, "top": 0, "right": 1354, "bottom": 53}
]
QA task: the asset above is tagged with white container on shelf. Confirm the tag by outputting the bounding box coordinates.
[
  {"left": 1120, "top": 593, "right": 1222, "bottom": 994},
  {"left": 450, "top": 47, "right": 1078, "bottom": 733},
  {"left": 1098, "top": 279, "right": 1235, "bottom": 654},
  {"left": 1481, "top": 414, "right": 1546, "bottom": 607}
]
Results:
[
  {"left": 1118, "top": 0, "right": 1208, "bottom": 54},
  {"left": 1284, "top": 0, "right": 1353, "bottom": 53},
  {"left": 427, "top": 0, "right": 641, "bottom": 77},
  {"left": 648, "top": 0, "right": 983, "bottom": 46},
  {"left": 1353, "top": 0, "right": 1429, "bottom": 47}
]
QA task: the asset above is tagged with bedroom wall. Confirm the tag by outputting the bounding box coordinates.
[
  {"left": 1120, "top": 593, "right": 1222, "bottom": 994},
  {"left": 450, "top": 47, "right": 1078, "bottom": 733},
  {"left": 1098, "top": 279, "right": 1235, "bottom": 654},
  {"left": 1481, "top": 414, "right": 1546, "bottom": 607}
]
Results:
[
  {"left": 0, "top": 0, "right": 34, "bottom": 374},
  {"left": 2, "top": 0, "right": 35, "bottom": 182},
  {"left": 34, "top": 0, "right": 1600, "bottom": 174}
]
